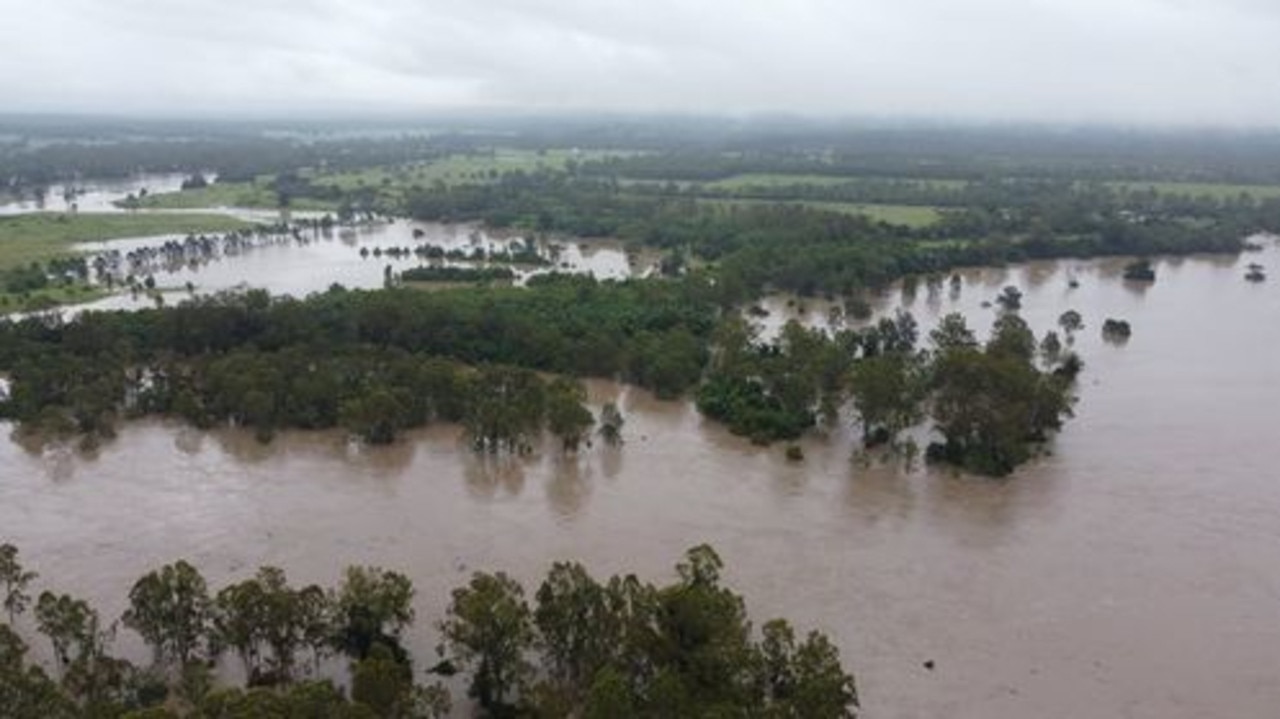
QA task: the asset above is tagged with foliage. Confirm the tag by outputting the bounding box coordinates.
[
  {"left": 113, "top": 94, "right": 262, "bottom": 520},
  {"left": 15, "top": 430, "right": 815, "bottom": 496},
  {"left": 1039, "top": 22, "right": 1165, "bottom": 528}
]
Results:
[
  {"left": 597, "top": 402, "right": 625, "bottom": 446},
  {"left": 1, "top": 543, "right": 857, "bottom": 719},
  {"left": 545, "top": 377, "right": 595, "bottom": 452},
  {"left": 122, "top": 560, "right": 213, "bottom": 670},
  {"left": 697, "top": 319, "right": 847, "bottom": 443},
  {"left": 0, "top": 213, "right": 250, "bottom": 271},
  {"left": 927, "top": 316, "right": 1077, "bottom": 476},
  {"left": 0, "top": 276, "right": 714, "bottom": 445},
  {"left": 212, "top": 567, "right": 324, "bottom": 685},
  {"left": 1, "top": 542, "right": 38, "bottom": 623},
  {"left": 399, "top": 266, "right": 515, "bottom": 284},
  {"left": 438, "top": 571, "right": 534, "bottom": 712},
  {"left": 331, "top": 566, "right": 415, "bottom": 663},
  {"left": 1102, "top": 318, "right": 1133, "bottom": 340},
  {"left": 0, "top": 624, "right": 79, "bottom": 719},
  {"left": 849, "top": 354, "right": 925, "bottom": 444}
]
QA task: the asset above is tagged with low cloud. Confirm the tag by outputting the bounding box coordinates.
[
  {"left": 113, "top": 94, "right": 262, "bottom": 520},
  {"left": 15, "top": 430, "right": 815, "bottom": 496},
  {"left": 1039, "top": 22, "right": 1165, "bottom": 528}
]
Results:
[{"left": 1, "top": 0, "right": 1278, "bottom": 126}]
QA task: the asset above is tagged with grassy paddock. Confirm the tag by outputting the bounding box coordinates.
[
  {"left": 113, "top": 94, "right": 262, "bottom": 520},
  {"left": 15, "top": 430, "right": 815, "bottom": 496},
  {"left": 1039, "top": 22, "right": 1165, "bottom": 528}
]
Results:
[
  {"left": 0, "top": 212, "right": 251, "bottom": 269},
  {"left": 133, "top": 181, "right": 336, "bottom": 212},
  {"left": 1104, "top": 180, "right": 1280, "bottom": 199},
  {"left": 705, "top": 173, "right": 968, "bottom": 191},
  {"left": 309, "top": 148, "right": 639, "bottom": 190},
  {"left": 699, "top": 198, "right": 942, "bottom": 228},
  {"left": 0, "top": 283, "right": 111, "bottom": 312}
]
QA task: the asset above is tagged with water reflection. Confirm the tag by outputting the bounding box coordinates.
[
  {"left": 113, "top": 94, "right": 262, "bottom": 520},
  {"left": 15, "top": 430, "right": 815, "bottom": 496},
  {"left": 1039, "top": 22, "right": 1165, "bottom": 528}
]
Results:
[
  {"left": 464, "top": 452, "right": 529, "bottom": 500},
  {"left": 545, "top": 453, "right": 594, "bottom": 522}
]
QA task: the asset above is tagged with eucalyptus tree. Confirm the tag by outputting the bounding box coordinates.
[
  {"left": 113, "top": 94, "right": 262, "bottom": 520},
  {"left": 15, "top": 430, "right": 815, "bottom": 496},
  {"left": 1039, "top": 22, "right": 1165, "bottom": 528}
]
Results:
[
  {"left": 439, "top": 571, "right": 534, "bottom": 712},
  {"left": 122, "top": 560, "right": 213, "bottom": 671},
  {"left": 0, "top": 543, "right": 37, "bottom": 624},
  {"left": 545, "top": 377, "right": 595, "bottom": 452},
  {"left": 331, "top": 566, "right": 415, "bottom": 663}
]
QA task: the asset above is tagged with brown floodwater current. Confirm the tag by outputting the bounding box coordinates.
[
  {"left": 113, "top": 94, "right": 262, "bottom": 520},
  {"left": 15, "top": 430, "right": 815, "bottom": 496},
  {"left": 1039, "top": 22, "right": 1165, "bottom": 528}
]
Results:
[{"left": 2, "top": 240, "right": 1279, "bottom": 718}]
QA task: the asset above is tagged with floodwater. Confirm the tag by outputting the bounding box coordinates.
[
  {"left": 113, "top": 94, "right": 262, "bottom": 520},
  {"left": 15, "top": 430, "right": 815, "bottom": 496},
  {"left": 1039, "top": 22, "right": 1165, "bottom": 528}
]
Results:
[
  {"left": 64, "top": 221, "right": 652, "bottom": 313},
  {"left": 1, "top": 176, "right": 652, "bottom": 314},
  {"left": 2, "top": 241, "right": 1279, "bottom": 718},
  {"left": 0, "top": 174, "right": 190, "bottom": 215}
]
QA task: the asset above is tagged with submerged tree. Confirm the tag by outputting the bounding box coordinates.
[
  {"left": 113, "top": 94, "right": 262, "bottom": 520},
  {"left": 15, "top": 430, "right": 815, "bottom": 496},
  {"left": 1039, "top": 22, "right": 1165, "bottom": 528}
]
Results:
[
  {"left": 928, "top": 316, "right": 1077, "bottom": 476},
  {"left": 0, "top": 543, "right": 859, "bottom": 718},
  {"left": 463, "top": 366, "right": 546, "bottom": 454},
  {"left": 439, "top": 571, "right": 534, "bottom": 712},
  {"left": 0, "top": 623, "right": 78, "bottom": 719},
  {"left": 331, "top": 566, "right": 415, "bottom": 663},
  {"left": 35, "top": 592, "right": 94, "bottom": 676},
  {"left": 1057, "top": 309, "right": 1084, "bottom": 344},
  {"left": 545, "top": 377, "right": 595, "bottom": 452},
  {"left": 1, "top": 542, "right": 38, "bottom": 624},
  {"left": 534, "top": 562, "right": 614, "bottom": 697},
  {"left": 213, "top": 566, "right": 322, "bottom": 685},
  {"left": 122, "top": 560, "right": 213, "bottom": 671},
  {"left": 597, "top": 402, "right": 625, "bottom": 446},
  {"left": 849, "top": 354, "right": 924, "bottom": 446},
  {"left": 929, "top": 313, "right": 978, "bottom": 353}
]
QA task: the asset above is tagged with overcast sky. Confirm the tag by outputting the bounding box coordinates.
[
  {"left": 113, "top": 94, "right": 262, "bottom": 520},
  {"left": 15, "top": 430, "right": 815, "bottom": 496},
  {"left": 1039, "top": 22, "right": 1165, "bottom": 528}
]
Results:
[{"left": 1, "top": 0, "right": 1278, "bottom": 126}]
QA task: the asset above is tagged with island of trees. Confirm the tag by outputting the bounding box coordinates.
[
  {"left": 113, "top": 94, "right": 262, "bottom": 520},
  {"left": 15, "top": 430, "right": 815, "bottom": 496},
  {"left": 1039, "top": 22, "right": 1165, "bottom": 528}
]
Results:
[{"left": 0, "top": 272, "right": 1078, "bottom": 476}]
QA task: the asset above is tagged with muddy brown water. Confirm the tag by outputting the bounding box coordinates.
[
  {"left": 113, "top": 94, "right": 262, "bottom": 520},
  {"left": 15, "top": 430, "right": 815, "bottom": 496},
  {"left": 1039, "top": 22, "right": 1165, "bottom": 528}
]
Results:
[{"left": 2, "top": 241, "right": 1279, "bottom": 718}]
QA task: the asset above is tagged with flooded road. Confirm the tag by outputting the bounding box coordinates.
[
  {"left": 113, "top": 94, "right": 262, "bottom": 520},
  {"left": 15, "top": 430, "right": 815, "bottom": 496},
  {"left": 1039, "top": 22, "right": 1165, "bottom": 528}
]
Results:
[{"left": 2, "top": 242, "right": 1279, "bottom": 718}]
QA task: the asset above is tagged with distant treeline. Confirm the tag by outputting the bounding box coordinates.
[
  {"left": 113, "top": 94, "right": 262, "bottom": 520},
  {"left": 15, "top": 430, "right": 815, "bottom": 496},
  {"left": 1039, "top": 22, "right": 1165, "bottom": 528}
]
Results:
[
  {"left": 402, "top": 172, "right": 1261, "bottom": 298},
  {"left": 8, "top": 116, "right": 1280, "bottom": 182}
]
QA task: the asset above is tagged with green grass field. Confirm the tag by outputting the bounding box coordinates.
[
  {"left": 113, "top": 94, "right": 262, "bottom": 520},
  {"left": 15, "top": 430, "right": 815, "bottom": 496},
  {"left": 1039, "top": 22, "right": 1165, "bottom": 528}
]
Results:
[
  {"left": 310, "top": 149, "right": 636, "bottom": 191},
  {"left": 134, "top": 181, "right": 336, "bottom": 212},
  {"left": 705, "top": 173, "right": 968, "bottom": 192},
  {"left": 0, "top": 283, "right": 111, "bottom": 312},
  {"left": 0, "top": 212, "right": 252, "bottom": 269},
  {"left": 699, "top": 198, "right": 942, "bottom": 227},
  {"left": 1104, "top": 181, "right": 1280, "bottom": 199}
]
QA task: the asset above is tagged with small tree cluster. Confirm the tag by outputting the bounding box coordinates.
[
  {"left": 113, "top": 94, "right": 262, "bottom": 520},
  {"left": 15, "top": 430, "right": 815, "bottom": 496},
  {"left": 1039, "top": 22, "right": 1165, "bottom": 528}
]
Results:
[{"left": 439, "top": 545, "right": 859, "bottom": 717}]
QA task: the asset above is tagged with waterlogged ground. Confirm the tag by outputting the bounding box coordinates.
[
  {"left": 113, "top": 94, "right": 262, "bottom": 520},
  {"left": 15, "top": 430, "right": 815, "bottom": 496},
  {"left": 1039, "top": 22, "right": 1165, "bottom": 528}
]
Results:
[
  {"left": 0, "top": 174, "right": 190, "bottom": 215},
  {"left": 1, "top": 182, "right": 652, "bottom": 314},
  {"left": 2, "top": 175, "right": 656, "bottom": 314},
  {"left": 68, "top": 220, "right": 653, "bottom": 313},
  {"left": 2, "top": 239, "right": 1279, "bottom": 717}
]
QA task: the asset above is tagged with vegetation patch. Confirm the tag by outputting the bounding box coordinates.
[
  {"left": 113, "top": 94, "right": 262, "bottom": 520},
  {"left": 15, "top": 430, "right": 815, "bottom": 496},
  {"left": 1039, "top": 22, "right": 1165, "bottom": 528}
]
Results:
[
  {"left": 400, "top": 265, "right": 516, "bottom": 284},
  {"left": 0, "top": 542, "right": 859, "bottom": 718},
  {"left": 0, "top": 212, "right": 251, "bottom": 270},
  {"left": 1105, "top": 180, "right": 1280, "bottom": 200},
  {"left": 706, "top": 173, "right": 967, "bottom": 192}
]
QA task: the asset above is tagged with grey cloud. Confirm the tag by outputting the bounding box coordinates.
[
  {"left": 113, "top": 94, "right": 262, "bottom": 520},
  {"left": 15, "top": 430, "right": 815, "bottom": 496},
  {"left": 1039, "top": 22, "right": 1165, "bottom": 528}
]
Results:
[{"left": 0, "top": 0, "right": 1277, "bottom": 125}]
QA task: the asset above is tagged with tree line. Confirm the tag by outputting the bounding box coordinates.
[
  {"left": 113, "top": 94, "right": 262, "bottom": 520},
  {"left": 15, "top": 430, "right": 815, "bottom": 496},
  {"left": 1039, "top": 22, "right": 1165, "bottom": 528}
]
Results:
[
  {"left": 697, "top": 307, "right": 1081, "bottom": 475},
  {"left": 1, "top": 542, "right": 858, "bottom": 718},
  {"left": 0, "top": 276, "right": 714, "bottom": 447},
  {"left": 0, "top": 274, "right": 1081, "bottom": 475},
  {"left": 399, "top": 170, "right": 1265, "bottom": 300}
]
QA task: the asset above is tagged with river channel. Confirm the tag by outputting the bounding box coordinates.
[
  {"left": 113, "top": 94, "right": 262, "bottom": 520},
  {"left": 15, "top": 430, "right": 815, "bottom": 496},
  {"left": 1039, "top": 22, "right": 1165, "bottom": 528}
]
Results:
[{"left": 1, "top": 230, "right": 1278, "bottom": 717}]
